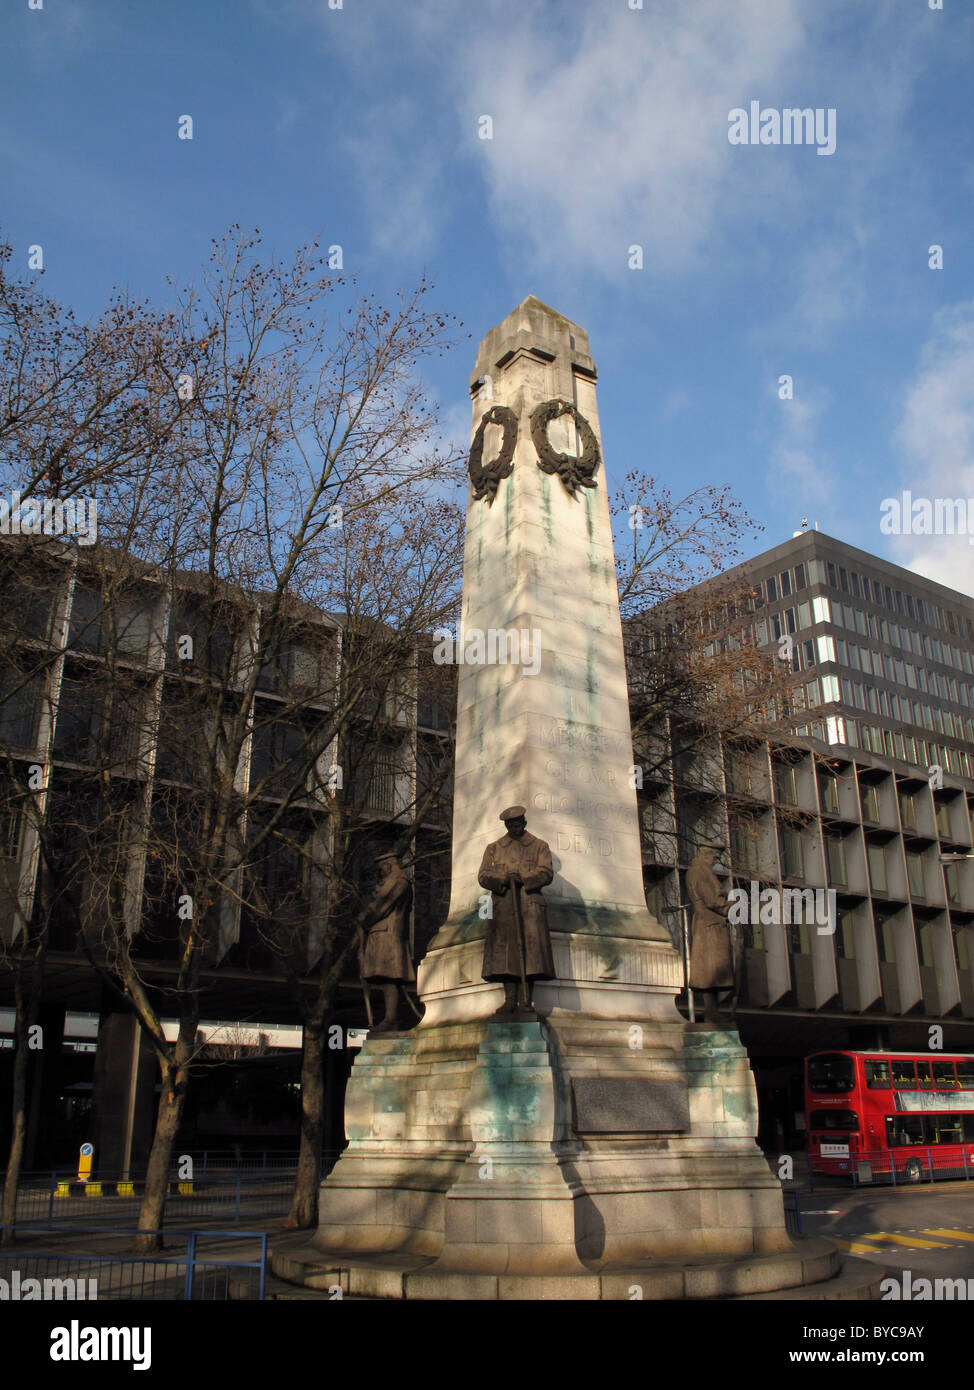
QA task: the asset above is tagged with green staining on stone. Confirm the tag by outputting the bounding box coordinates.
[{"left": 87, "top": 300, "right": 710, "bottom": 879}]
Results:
[
  {"left": 585, "top": 640, "right": 597, "bottom": 698},
  {"left": 722, "top": 1088, "right": 750, "bottom": 1122},
  {"left": 478, "top": 1024, "right": 547, "bottom": 1137},
  {"left": 453, "top": 906, "right": 486, "bottom": 945},
  {"left": 551, "top": 901, "right": 659, "bottom": 941},
  {"left": 540, "top": 474, "right": 553, "bottom": 548},
  {"left": 473, "top": 502, "right": 484, "bottom": 583}
]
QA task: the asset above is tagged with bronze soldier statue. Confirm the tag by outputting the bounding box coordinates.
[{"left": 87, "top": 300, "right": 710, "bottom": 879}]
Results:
[
  {"left": 687, "top": 842, "right": 734, "bottom": 1024},
  {"left": 358, "top": 852, "right": 415, "bottom": 1033},
  {"left": 478, "top": 805, "right": 554, "bottom": 1018}
]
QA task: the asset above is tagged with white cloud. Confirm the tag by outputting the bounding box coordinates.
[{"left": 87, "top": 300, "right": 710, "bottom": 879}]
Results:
[
  {"left": 892, "top": 301, "right": 974, "bottom": 597},
  {"left": 766, "top": 382, "right": 833, "bottom": 513},
  {"left": 461, "top": 0, "right": 808, "bottom": 278},
  {"left": 343, "top": 99, "right": 447, "bottom": 259},
  {"left": 295, "top": 0, "right": 932, "bottom": 335}
]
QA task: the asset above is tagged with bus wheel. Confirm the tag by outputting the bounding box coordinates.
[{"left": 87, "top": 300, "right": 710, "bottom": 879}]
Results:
[{"left": 904, "top": 1158, "right": 923, "bottom": 1184}]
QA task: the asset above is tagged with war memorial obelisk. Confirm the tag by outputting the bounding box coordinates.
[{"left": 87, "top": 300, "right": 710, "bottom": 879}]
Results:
[{"left": 278, "top": 298, "right": 842, "bottom": 1298}]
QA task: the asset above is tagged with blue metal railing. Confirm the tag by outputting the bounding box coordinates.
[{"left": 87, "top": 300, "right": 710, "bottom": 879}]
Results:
[
  {"left": 3, "top": 1172, "right": 298, "bottom": 1228},
  {"left": 849, "top": 1144, "right": 973, "bottom": 1187},
  {"left": 0, "top": 1228, "right": 267, "bottom": 1300}
]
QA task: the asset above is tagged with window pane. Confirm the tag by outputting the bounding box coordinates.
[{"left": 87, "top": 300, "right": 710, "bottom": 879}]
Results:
[
  {"left": 807, "top": 1054, "right": 854, "bottom": 1093},
  {"left": 861, "top": 785, "right": 879, "bottom": 821},
  {"left": 825, "top": 835, "right": 847, "bottom": 886},
  {"left": 887, "top": 1115, "right": 925, "bottom": 1146},
  {"left": 864, "top": 1060, "right": 891, "bottom": 1089}
]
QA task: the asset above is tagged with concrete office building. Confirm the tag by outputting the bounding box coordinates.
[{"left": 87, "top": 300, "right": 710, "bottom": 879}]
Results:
[
  {"left": 634, "top": 530, "right": 974, "bottom": 1147},
  {"left": 0, "top": 545, "right": 450, "bottom": 1172}
]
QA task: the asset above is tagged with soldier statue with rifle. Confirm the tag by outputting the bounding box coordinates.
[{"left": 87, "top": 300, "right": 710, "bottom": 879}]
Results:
[
  {"left": 358, "top": 851, "right": 416, "bottom": 1032},
  {"left": 477, "top": 804, "right": 555, "bottom": 1018}
]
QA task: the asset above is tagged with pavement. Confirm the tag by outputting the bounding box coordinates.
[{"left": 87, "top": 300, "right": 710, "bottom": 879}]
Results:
[
  {"left": 791, "top": 1175, "right": 974, "bottom": 1287},
  {"left": 4, "top": 1171, "right": 974, "bottom": 1300}
]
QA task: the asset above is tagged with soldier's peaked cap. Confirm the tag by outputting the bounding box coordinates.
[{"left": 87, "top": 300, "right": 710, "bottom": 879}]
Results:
[{"left": 500, "top": 805, "right": 526, "bottom": 821}]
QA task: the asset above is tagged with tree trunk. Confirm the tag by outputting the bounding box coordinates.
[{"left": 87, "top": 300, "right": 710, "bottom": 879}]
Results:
[
  {"left": 1, "top": 944, "right": 45, "bottom": 1245},
  {"left": 133, "top": 1031, "right": 192, "bottom": 1254},
  {"left": 284, "top": 1017, "right": 325, "bottom": 1229},
  {"left": 0, "top": 1008, "right": 29, "bottom": 1244}
]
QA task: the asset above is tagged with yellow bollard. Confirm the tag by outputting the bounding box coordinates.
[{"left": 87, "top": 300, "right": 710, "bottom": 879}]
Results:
[
  {"left": 177, "top": 1181, "right": 194, "bottom": 1195},
  {"left": 54, "top": 1182, "right": 70, "bottom": 1199},
  {"left": 84, "top": 1182, "right": 102, "bottom": 1197},
  {"left": 116, "top": 1182, "right": 135, "bottom": 1197}
]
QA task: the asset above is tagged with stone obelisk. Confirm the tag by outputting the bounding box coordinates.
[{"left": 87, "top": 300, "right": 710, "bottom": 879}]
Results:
[
  {"left": 420, "top": 297, "right": 679, "bottom": 1027},
  {"left": 278, "top": 300, "right": 839, "bottom": 1299}
]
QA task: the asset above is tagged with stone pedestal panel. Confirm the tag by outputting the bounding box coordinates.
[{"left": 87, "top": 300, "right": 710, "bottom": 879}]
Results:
[{"left": 312, "top": 1017, "right": 793, "bottom": 1274}]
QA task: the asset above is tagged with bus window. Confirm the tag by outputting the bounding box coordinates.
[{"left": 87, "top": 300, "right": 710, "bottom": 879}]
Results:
[
  {"left": 917, "top": 1062, "right": 934, "bottom": 1090},
  {"left": 886, "top": 1115, "right": 925, "bottom": 1146},
  {"left": 808, "top": 1054, "right": 855, "bottom": 1093},
  {"left": 809, "top": 1109, "right": 859, "bottom": 1131},
  {"left": 891, "top": 1060, "right": 917, "bottom": 1088},
  {"left": 864, "top": 1060, "right": 891, "bottom": 1089},
  {"left": 933, "top": 1061, "right": 959, "bottom": 1090},
  {"left": 964, "top": 1115, "right": 974, "bottom": 1142},
  {"left": 958, "top": 1061, "right": 974, "bottom": 1088},
  {"left": 933, "top": 1117, "right": 962, "bottom": 1144}
]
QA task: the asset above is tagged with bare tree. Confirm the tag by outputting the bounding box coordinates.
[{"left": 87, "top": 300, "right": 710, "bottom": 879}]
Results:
[
  {"left": 612, "top": 471, "right": 817, "bottom": 960},
  {"left": 29, "top": 229, "right": 468, "bottom": 1251},
  {"left": 0, "top": 235, "right": 192, "bottom": 1235},
  {"left": 272, "top": 616, "right": 457, "bottom": 1230},
  {"left": 614, "top": 470, "right": 803, "bottom": 755}
]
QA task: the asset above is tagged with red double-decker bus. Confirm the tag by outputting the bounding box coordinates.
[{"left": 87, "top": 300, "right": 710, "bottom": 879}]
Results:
[{"left": 805, "top": 1049, "right": 974, "bottom": 1182}]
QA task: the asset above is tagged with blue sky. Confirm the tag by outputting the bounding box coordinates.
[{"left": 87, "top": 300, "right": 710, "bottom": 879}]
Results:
[{"left": 3, "top": 0, "right": 974, "bottom": 595}]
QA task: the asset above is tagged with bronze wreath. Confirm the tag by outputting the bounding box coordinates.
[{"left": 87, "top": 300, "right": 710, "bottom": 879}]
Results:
[
  {"left": 468, "top": 404, "right": 519, "bottom": 505},
  {"left": 529, "top": 398, "right": 601, "bottom": 497}
]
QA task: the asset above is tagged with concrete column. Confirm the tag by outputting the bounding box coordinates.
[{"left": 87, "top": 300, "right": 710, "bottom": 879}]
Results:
[
  {"left": 23, "top": 1004, "right": 65, "bottom": 1170},
  {"left": 89, "top": 1012, "right": 156, "bottom": 1179}
]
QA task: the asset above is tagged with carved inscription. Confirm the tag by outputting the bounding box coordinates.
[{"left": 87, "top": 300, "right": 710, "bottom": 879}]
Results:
[
  {"left": 556, "top": 832, "right": 612, "bottom": 858},
  {"left": 533, "top": 791, "right": 629, "bottom": 825},
  {"left": 540, "top": 719, "right": 631, "bottom": 759}
]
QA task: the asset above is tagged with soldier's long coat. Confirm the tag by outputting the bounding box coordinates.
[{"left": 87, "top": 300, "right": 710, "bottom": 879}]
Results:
[
  {"left": 478, "top": 830, "right": 555, "bottom": 981},
  {"left": 360, "top": 865, "right": 415, "bottom": 983},
  {"left": 687, "top": 858, "right": 734, "bottom": 990}
]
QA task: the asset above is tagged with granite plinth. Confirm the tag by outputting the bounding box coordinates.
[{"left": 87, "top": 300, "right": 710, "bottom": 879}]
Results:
[{"left": 297, "top": 1018, "right": 806, "bottom": 1287}]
